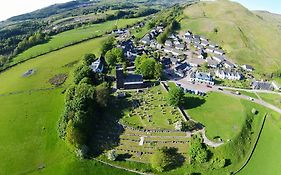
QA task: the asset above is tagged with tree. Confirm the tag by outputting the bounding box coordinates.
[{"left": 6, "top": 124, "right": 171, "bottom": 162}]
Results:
[
  {"left": 174, "top": 121, "right": 183, "bottom": 131},
  {"left": 189, "top": 134, "right": 208, "bottom": 164},
  {"left": 95, "top": 82, "right": 110, "bottom": 108},
  {"left": 101, "top": 37, "right": 115, "bottom": 55},
  {"left": 135, "top": 55, "right": 162, "bottom": 79},
  {"left": 83, "top": 53, "right": 96, "bottom": 66},
  {"left": 66, "top": 120, "right": 85, "bottom": 148},
  {"left": 182, "top": 120, "right": 197, "bottom": 131},
  {"left": 105, "top": 50, "right": 117, "bottom": 66},
  {"left": 150, "top": 147, "right": 174, "bottom": 172},
  {"left": 112, "top": 47, "right": 124, "bottom": 63},
  {"left": 168, "top": 87, "right": 184, "bottom": 107},
  {"left": 107, "top": 149, "right": 118, "bottom": 161},
  {"left": 73, "top": 65, "right": 92, "bottom": 84}
]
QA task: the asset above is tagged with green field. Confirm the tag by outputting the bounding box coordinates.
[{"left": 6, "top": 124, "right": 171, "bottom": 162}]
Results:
[
  {"left": 239, "top": 114, "right": 281, "bottom": 175},
  {"left": 0, "top": 37, "right": 106, "bottom": 95},
  {"left": 180, "top": 0, "right": 281, "bottom": 74},
  {"left": 0, "top": 35, "right": 136, "bottom": 174},
  {"left": 258, "top": 93, "right": 281, "bottom": 108},
  {"left": 185, "top": 92, "right": 247, "bottom": 141},
  {"left": 9, "top": 17, "right": 144, "bottom": 66}
]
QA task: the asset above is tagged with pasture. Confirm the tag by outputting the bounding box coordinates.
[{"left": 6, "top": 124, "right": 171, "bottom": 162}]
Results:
[
  {"left": 9, "top": 17, "right": 144, "bottom": 66},
  {"left": 0, "top": 37, "right": 106, "bottom": 94},
  {"left": 258, "top": 93, "right": 281, "bottom": 108},
  {"left": 185, "top": 92, "right": 247, "bottom": 141}
]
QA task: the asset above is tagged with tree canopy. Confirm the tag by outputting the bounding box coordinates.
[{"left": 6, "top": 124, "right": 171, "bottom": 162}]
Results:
[
  {"left": 135, "top": 55, "right": 162, "bottom": 79},
  {"left": 168, "top": 86, "right": 184, "bottom": 107},
  {"left": 150, "top": 147, "right": 175, "bottom": 172}
]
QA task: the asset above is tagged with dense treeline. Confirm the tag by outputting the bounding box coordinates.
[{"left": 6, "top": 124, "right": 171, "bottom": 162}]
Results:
[
  {"left": 58, "top": 53, "right": 111, "bottom": 158},
  {"left": 0, "top": 21, "right": 45, "bottom": 56}
]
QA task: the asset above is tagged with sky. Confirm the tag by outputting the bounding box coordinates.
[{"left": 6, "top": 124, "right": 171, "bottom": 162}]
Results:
[
  {"left": 0, "top": 0, "right": 281, "bottom": 21},
  {"left": 0, "top": 0, "right": 71, "bottom": 21},
  {"left": 231, "top": 0, "right": 281, "bottom": 14}
]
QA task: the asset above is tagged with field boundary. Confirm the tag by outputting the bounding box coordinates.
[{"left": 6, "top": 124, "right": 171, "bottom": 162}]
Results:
[
  {"left": 233, "top": 114, "right": 267, "bottom": 174},
  {"left": 93, "top": 158, "right": 153, "bottom": 175},
  {"left": 0, "top": 34, "right": 103, "bottom": 74}
]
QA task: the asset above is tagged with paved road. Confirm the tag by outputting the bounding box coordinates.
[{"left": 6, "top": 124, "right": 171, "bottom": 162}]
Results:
[{"left": 171, "top": 78, "right": 281, "bottom": 115}]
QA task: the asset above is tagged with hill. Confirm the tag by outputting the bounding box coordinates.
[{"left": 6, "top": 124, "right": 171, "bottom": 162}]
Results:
[
  {"left": 254, "top": 11, "right": 281, "bottom": 33},
  {"left": 180, "top": 0, "right": 281, "bottom": 75}
]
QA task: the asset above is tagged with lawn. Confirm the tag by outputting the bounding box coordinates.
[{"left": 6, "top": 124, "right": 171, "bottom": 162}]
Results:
[
  {"left": 0, "top": 89, "right": 136, "bottom": 175},
  {"left": 9, "top": 17, "right": 145, "bottom": 66},
  {"left": 120, "top": 85, "right": 184, "bottom": 130},
  {"left": 0, "top": 37, "right": 106, "bottom": 94},
  {"left": 185, "top": 92, "right": 248, "bottom": 141},
  {"left": 258, "top": 93, "right": 281, "bottom": 108},
  {"left": 239, "top": 112, "right": 281, "bottom": 175}
]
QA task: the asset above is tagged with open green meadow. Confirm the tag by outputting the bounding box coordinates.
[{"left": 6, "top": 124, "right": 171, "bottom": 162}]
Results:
[
  {"left": 185, "top": 92, "right": 247, "bottom": 141},
  {"left": 239, "top": 113, "right": 281, "bottom": 175},
  {"left": 258, "top": 93, "right": 281, "bottom": 108},
  {"left": 0, "top": 37, "right": 106, "bottom": 94},
  {"left": 181, "top": 0, "right": 281, "bottom": 74},
  {"left": 9, "top": 17, "right": 144, "bottom": 66}
]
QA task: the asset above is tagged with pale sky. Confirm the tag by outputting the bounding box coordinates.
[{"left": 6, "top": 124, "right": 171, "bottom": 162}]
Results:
[
  {"left": 0, "top": 0, "right": 280, "bottom": 21},
  {"left": 0, "top": 0, "right": 71, "bottom": 21},
  {"left": 231, "top": 0, "right": 281, "bottom": 14}
]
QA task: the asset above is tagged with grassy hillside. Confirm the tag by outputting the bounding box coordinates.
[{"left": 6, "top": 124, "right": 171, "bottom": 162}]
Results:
[
  {"left": 180, "top": 0, "right": 281, "bottom": 74},
  {"left": 0, "top": 35, "right": 137, "bottom": 174},
  {"left": 8, "top": 17, "right": 144, "bottom": 67},
  {"left": 254, "top": 11, "right": 281, "bottom": 33}
]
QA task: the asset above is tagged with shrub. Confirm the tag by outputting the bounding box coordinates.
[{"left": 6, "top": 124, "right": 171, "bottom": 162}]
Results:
[
  {"left": 107, "top": 149, "right": 118, "bottom": 161},
  {"left": 251, "top": 108, "right": 257, "bottom": 115}
]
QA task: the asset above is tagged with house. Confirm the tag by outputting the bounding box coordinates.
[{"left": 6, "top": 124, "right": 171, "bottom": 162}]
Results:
[
  {"left": 194, "top": 43, "right": 204, "bottom": 50},
  {"left": 161, "top": 57, "right": 172, "bottom": 68},
  {"left": 215, "top": 69, "right": 242, "bottom": 80},
  {"left": 89, "top": 57, "right": 104, "bottom": 73},
  {"left": 174, "top": 62, "right": 191, "bottom": 77},
  {"left": 224, "top": 60, "right": 235, "bottom": 69},
  {"left": 175, "top": 44, "right": 185, "bottom": 50},
  {"left": 242, "top": 64, "right": 254, "bottom": 72},
  {"left": 200, "top": 36, "right": 208, "bottom": 41},
  {"left": 189, "top": 58, "right": 205, "bottom": 67},
  {"left": 170, "top": 57, "right": 179, "bottom": 65},
  {"left": 198, "top": 49, "right": 207, "bottom": 59},
  {"left": 165, "top": 40, "right": 173, "bottom": 47},
  {"left": 252, "top": 81, "right": 274, "bottom": 91},
  {"left": 214, "top": 48, "right": 225, "bottom": 55},
  {"left": 141, "top": 35, "right": 151, "bottom": 45},
  {"left": 164, "top": 46, "right": 173, "bottom": 53},
  {"left": 156, "top": 43, "right": 163, "bottom": 50},
  {"left": 171, "top": 49, "right": 183, "bottom": 56},
  {"left": 200, "top": 40, "right": 209, "bottom": 47},
  {"left": 206, "top": 57, "right": 219, "bottom": 68},
  {"left": 185, "top": 31, "right": 192, "bottom": 37},
  {"left": 213, "top": 54, "right": 225, "bottom": 63},
  {"left": 116, "top": 66, "right": 144, "bottom": 89},
  {"left": 272, "top": 81, "right": 281, "bottom": 90},
  {"left": 209, "top": 42, "right": 218, "bottom": 48},
  {"left": 205, "top": 46, "right": 215, "bottom": 53},
  {"left": 190, "top": 71, "right": 214, "bottom": 85}
]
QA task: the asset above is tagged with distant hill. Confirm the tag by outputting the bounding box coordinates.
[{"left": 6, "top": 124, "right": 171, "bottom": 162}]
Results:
[
  {"left": 254, "top": 11, "right": 281, "bottom": 33},
  {"left": 180, "top": 0, "right": 281, "bottom": 75}
]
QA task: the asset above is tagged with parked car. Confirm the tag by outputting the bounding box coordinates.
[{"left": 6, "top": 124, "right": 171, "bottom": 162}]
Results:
[
  {"left": 206, "top": 85, "right": 212, "bottom": 88},
  {"left": 218, "top": 87, "right": 223, "bottom": 91}
]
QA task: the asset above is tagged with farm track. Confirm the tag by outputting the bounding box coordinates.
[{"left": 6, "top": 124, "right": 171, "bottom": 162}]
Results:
[{"left": 0, "top": 86, "right": 65, "bottom": 97}]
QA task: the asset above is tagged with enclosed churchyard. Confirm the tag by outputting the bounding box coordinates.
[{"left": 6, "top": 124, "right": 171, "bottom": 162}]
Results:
[{"left": 119, "top": 85, "right": 184, "bottom": 130}]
